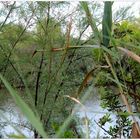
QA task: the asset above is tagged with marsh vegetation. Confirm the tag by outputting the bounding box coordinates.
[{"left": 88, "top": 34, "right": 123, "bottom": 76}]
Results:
[{"left": 0, "top": 1, "right": 140, "bottom": 138}]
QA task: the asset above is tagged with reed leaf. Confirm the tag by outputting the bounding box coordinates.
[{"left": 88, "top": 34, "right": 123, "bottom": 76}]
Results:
[
  {"left": 0, "top": 74, "right": 47, "bottom": 138},
  {"left": 102, "top": 1, "right": 113, "bottom": 47},
  {"left": 7, "top": 134, "right": 26, "bottom": 139},
  {"left": 80, "top": 2, "right": 101, "bottom": 44}
]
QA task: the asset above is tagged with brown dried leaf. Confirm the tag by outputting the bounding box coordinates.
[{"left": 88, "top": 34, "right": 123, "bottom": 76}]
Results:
[
  {"left": 66, "top": 17, "right": 72, "bottom": 48},
  {"left": 118, "top": 47, "right": 140, "bottom": 63},
  {"left": 131, "top": 122, "right": 140, "bottom": 138},
  {"left": 64, "top": 95, "right": 84, "bottom": 107},
  {"left": 76, "top": 65, "right": 109, "bottom": 98}
]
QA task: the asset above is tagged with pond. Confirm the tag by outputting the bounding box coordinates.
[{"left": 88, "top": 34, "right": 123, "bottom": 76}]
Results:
[
  {"left": 0, "top": 87, "right": 134, "bottom": 138},
  {"left": 74, "top": 86, "right": 117, "bottom": 138},
  {"left": 0, "top": 91, "right": 34, "bottom": 138}
]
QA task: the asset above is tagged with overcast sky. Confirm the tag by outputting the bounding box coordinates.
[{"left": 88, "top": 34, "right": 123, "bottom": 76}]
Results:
[
  {"left": 113, "top": 1, "right": 140, "bottom": 17},
  {"left": 69, "top": 1, "right": 140, "bottom": 17},
  {"left": 69, "top": 1, "right": 140, "bottom": 39},
  {"left": 0, "top": 1, "right": 140, "bottom": 39}
]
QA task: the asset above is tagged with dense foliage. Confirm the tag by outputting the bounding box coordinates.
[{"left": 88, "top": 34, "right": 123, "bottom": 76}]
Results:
[{"left": 0, "top": 1, "right": 140, "bottom": 138}]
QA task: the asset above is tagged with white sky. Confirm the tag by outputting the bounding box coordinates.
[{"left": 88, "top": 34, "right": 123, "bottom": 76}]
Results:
[
  {"left": 69, "top": 1, "right": 140, "bottom": 17},
  {"left": 0, "top": 1, "right": 140, "bottom": 39},
  {"left": 113, "top": 1, "right": 140, "bottom": 17},
  {"left": 69, "top": 1, "right": 140, "bottom": 39}
]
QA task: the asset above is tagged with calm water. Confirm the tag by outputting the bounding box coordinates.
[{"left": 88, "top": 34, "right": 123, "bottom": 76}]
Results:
[
  {"left": 0, "top": 92, "right": 34, "bottom": 138},
  {"left": 0, "top": 87, "right": 133, "bottom": 138},
  {"left": 74, "top": 86, "right": 117, "bottom": 138}
]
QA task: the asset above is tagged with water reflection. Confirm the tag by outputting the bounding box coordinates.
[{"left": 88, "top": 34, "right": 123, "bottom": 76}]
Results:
[
  {"left": 0, "top": 97, "right": 34, "bottom": 138},
  {"left": 0, "top": 89, "right": 117, "bottom": 138},
  {"left": 74, "top": 86, "right": 117, "bottom": 138}
]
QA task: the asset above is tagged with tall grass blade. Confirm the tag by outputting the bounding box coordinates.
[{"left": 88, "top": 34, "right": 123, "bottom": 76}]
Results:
[
  {"left": 56, "top": 114, "right": 73, "bottom": 138},
  {"left": 102, "top": 46, "right": 118, "bottom": 58},
  {"left": 57, "top": 86, "right": 94, "bottom": 138},
  {"left": 80, "top": 2, "right": 101, "bottom": 44},
  {"left": 0, "top": 74, "right": 47, "bottom": 138},
  {"left": 102, "top": 1, "right": 113, "bottom": 47},
  {"left": 7, "top": 134, "right": 27, "bottom": 139}
]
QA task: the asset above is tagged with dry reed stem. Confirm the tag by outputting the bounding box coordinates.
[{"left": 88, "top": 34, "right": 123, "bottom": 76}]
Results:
[
  {"left": 118, "top": 47, "right": 140, "bottom": 64},
  {"left": 105, "top": 54, "right": 140, "bottom": 136}
]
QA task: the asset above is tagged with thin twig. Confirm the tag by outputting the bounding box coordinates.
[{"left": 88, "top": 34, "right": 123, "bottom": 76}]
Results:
[
  {"left": 2, "top": 7, "right": 36, "bottom": 78},
  {"left": 94, "top": 120, "right": 113, "bottom": 137},
  {"left": 0, "top": 1, "right": 16, "bottom": 31}
]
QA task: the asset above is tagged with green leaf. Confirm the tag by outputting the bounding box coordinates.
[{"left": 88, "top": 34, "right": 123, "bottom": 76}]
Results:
[
  {"left": 102, "top": 1, "right": 113, "bottom": 47},
  {"left": 102, "top": 46, "right": 118, "bottom": 59},
  {"left": 7, "top": 134, "right": 26, "bottom": 139},
  {"left": 80, "top": 2, "right": 101, "bottom": 44},
  {"left": 0, "top": 74, "right": 47, "bottom": 138}
]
